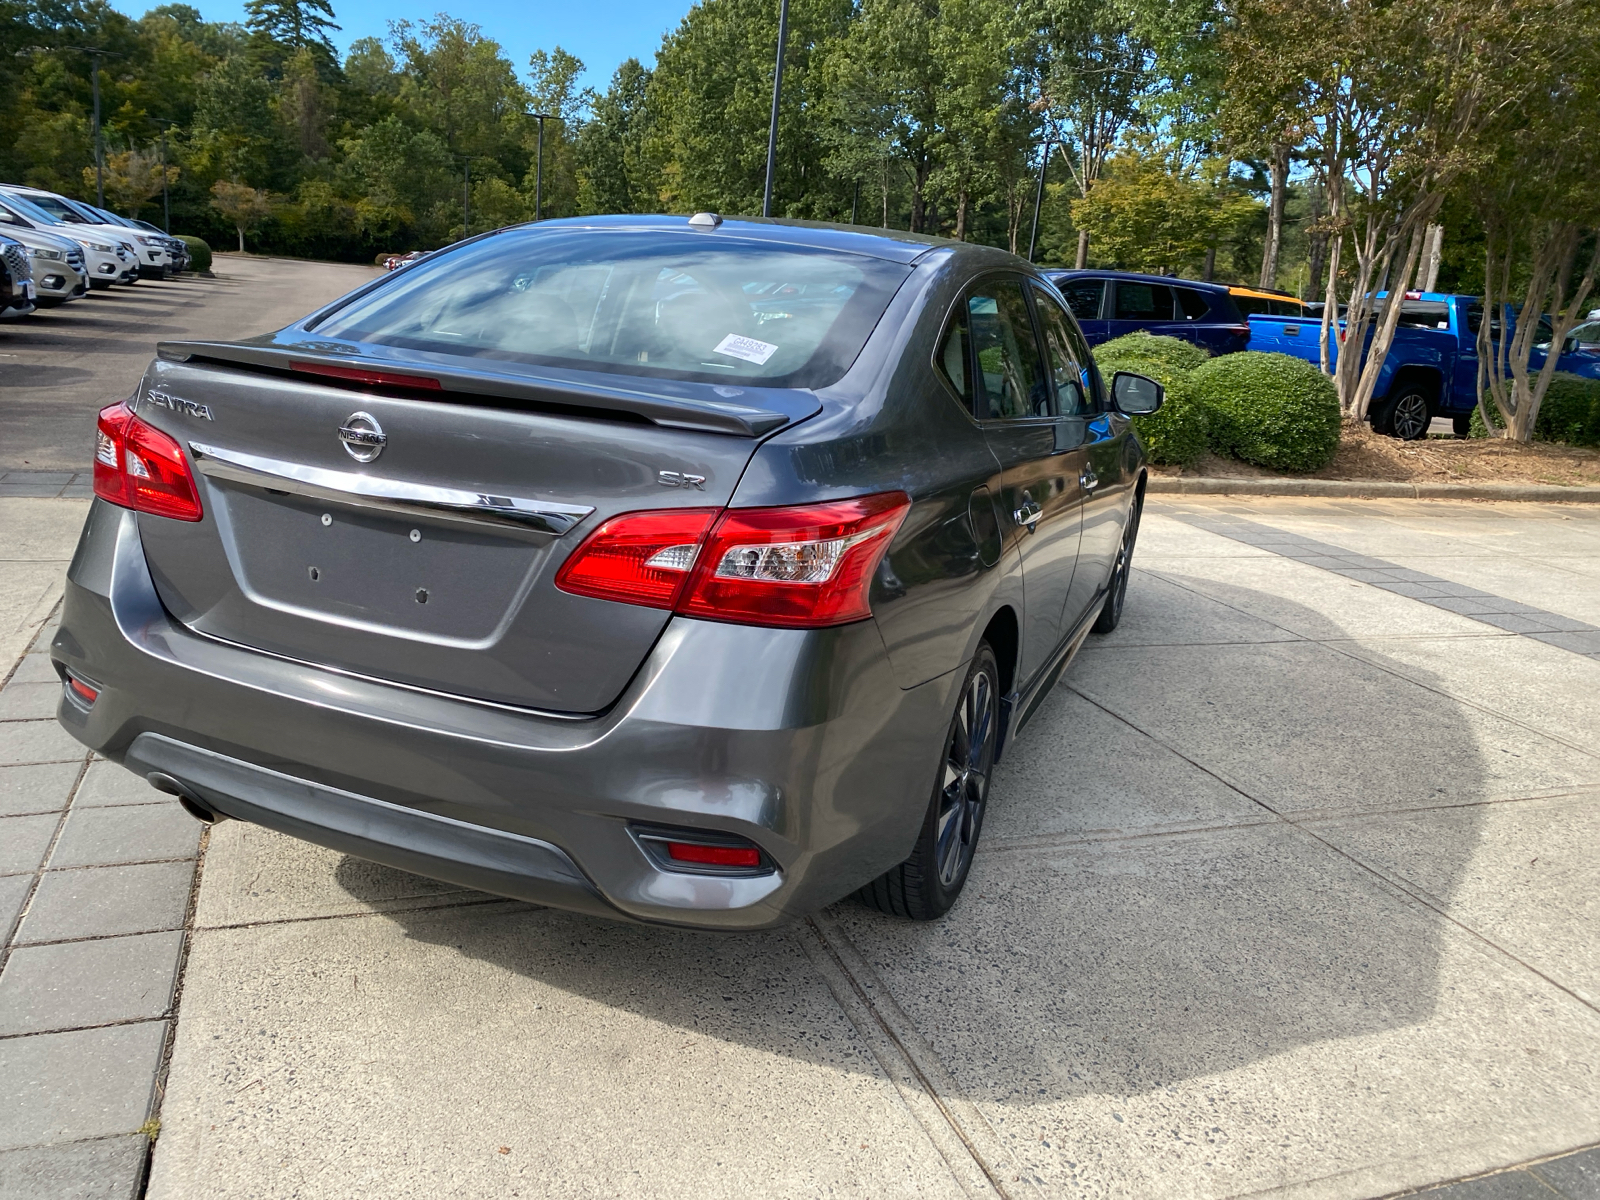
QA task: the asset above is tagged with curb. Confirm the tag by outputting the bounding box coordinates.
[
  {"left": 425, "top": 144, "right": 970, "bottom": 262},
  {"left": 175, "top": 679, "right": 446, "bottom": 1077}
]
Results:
[{"left": 1146, "top": 477, "right": 1600, "bottom": 503}]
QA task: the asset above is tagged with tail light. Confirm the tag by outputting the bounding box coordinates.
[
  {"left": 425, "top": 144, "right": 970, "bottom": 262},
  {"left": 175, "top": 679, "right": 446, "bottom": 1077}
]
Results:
[
  {"left": 554, "top": 492, "right": 910, "bottom": 629},
  {"left": 66, "top": 676, "right": 98, "bottom": 705},
  {"left": 94, "top": 401, "right": 204, "bottom": 521},
  {"left": 632, "top": 825, "right": 772, "bottom": 876}
]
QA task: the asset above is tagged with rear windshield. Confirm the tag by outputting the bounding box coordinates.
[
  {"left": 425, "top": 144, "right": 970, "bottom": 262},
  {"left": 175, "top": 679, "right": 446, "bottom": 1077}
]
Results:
[{"left": 309, "top": 228, "right": 912, "bottom": 389}]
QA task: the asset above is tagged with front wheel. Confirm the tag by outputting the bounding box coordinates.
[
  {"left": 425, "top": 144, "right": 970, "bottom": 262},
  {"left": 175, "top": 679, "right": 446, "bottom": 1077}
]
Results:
[
  {"left": 856, "top": 643, "right": 999, "bottom": 920},
  {"left": 1373, "top": 388, "right": 1434, "bottom": 440},
  {"left": 1092, "top": 495, "right": 1142, "bottom": 634}
]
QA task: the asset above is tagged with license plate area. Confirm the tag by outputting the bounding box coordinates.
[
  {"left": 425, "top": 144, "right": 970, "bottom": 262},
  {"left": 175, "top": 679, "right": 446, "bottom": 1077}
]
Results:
[{"left": 214, "top": 484, "right": 547, "bottom": 644}]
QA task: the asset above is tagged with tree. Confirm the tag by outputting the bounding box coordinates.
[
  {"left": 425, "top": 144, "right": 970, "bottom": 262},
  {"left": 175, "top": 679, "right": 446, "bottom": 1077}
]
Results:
[
  {"left": 210, "top": 177, "right": 272, "bottom": 250},
  {"left": 86, "top": 146, "right": 179, "bottom": 216},
  {"left": 526, "top": 47, "right": 586, "bottom": 218},
  {"left": 243, "top": 0, "right": 339, "bottom": 54},
  {"left": 575, "top": 58, "right": 653, "bottom": 214}
]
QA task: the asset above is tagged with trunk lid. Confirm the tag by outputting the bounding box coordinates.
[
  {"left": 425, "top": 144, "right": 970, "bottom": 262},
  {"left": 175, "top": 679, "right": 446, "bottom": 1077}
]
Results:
[{"left": 133, "top": 351, "right": 811, "bottom": 713}]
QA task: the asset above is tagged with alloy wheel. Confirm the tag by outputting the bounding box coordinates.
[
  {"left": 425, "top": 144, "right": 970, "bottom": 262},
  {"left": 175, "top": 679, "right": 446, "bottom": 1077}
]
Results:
[
  {"left": 935, "top": 665, "right": 995, "bottom": 886},
  {"left": 1393, "top": 392, "right": 1431, "bottom": 440}
]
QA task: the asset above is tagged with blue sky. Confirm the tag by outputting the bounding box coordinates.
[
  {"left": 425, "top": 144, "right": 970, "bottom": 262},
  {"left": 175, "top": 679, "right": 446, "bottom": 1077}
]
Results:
[{"left": 113, "top": 0, "right": 696, "bottom": 92}]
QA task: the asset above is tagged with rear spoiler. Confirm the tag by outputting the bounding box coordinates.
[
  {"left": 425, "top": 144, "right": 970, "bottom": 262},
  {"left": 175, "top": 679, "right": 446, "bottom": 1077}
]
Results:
[{"left": 155, "top": 341, "right": 801, "bottom": 437}]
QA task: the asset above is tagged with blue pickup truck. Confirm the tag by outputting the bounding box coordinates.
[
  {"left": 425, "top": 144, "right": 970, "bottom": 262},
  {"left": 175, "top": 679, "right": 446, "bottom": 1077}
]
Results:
[{"left": 1246, "top": 291, "right": 1600, "bottom": 439}]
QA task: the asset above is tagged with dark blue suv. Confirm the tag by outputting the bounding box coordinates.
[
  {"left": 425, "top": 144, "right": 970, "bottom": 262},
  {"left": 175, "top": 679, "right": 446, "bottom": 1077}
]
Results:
[{"left": 1044, "top": 270, "right": 1251, "bottom": 355}]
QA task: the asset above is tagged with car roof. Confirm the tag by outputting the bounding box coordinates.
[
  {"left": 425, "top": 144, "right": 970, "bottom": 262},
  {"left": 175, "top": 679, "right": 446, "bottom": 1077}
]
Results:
[
  {"left": 1043, "top": 268, "right": 1232, "bottom": 295},
  {"left": 503, "top": 214, "right": 964, "bottom": 266}
]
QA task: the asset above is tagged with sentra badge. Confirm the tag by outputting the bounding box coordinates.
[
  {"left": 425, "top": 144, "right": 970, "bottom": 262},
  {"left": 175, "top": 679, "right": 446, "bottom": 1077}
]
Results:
[{"left": 144, "top": 390, "right": 213, "bottom": 421}]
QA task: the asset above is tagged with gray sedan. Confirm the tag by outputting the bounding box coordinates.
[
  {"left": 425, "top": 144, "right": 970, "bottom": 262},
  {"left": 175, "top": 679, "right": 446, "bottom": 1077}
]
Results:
[{"left": 53, "top": 216, "right": 1160, "bottom": 929}]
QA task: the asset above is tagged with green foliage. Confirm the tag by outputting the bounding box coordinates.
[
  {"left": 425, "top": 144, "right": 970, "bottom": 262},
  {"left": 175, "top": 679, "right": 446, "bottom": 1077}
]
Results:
[
  {"left": 1092, "top": 334, "right": 1210, "bottom": 465},
  {"left": 1190, "top": 351, "right": 1341, "bottom": 472},
  {"left": 1534, "top": 374, "right": 1600, "bottom": 446},
  {"left": 177, "top": 235, "right": 211, "bottom": 271}
]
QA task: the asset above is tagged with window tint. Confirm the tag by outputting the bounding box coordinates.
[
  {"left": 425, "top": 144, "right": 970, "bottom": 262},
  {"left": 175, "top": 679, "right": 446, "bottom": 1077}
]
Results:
[
  {"left": 1573, "top": 323, "right": 1600, "bottom": 346},
  {"left": 312, "top": 228, "right": 911, "bottom": 389},
  {"left": 936, "top": 303, "right": 972, "bottom": 406},
  {"left": 1059, "top": 279, "right": 1104, "bottom": 321},
  {"left": 1114, "top": 282, "right": 1175, "bottom": 321},
  {"left": 1398, "top": 300, "right": 1450, "bottom": 330},
  {"left": 1175, "top": 288, "right": 1210, "bottom": 320},
  {"left": 968, "top": 279, "right": 1050, "bottom": 420},
  {"left": 1031, "top": 285, "right": 1092, "bottom": 416},
  {"left": 1270, "top": 299, "right": 1306, "bottom": 317}
]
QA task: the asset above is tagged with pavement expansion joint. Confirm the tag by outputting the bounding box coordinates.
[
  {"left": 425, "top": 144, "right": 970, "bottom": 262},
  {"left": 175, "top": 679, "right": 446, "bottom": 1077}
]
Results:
[
  {"left": 985, "top": 815, "right": 1284, "bottom": 854},
  {"left": 0, "top": 1013, "right": 170, "bottom": 1042},
  {"left": 195, "top": 895, "right": 538, "bottom": 933},
  {"left": 799, "top": 911, "right": 1043, "bottom": 1199}
]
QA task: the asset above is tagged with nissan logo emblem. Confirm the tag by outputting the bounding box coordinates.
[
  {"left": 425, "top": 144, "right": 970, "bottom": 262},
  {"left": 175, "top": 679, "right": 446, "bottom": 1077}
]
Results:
[{"left": 338, "top": 412, "right": 386, "bottom": 463}]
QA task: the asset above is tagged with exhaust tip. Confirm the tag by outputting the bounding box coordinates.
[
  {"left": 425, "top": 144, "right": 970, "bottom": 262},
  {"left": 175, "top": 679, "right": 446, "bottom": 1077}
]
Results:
[{"left": 147, "top": 772, "right": 227, "bottom": 824}]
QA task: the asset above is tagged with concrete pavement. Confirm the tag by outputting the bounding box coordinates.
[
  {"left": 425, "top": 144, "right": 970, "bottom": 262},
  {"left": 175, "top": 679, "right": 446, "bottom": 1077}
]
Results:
[{"left": 42, "top": 494, "right": 1580, "bottom": 1200}]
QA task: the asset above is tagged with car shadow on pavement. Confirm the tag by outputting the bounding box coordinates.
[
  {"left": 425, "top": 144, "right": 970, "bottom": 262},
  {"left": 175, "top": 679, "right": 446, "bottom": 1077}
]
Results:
[{"left": 334, "top": 577, "right": 1494, "bottom": 1104}]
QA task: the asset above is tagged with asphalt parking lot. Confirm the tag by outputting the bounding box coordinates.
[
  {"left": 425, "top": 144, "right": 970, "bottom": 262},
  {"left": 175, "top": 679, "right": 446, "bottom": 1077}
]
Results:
[{"left": 2, "top": 259, "right": 1598, "bottom": 1199}]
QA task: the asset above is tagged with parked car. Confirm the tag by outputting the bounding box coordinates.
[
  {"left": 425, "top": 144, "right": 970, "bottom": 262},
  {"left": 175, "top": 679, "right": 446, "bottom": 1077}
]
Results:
[
  {"left": 53, "top": 215, "right": 1163, "bottom": 929},
  {"left": 73, "top": 201, "right": 175, "bottom": 279},
  {"left": 0, "top": 207, "right": 87, "bottom": 306},
  {"left": 384, "top": 250, "right": 429, "bottom": 271},
  {"left": 126, "top": 219, "right": 191, "bottom": 272},
  {"left": 0, "top": 185, "right": 139, "bottom": 285},
  {"left": 1545, "top": 319, "right": 1600, "bottom": 359},
  {"left": 1229, "top": 285, "right": 1309, "bottom": 319},
  {"left": 1259, "top": 290, "right": 1600, "bottom": 439},
  {"left": 0, "top": 190, "right": 126, "bottom": 288},
  {"left": 1043, "top": 269, "right": 1252, "bottom": 355},
  {"left": 0, "top": 233, "right": 35, "bottom": 319}
]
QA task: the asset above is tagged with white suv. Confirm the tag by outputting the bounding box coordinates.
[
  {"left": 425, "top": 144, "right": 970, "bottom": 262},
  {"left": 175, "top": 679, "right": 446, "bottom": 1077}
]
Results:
[{"left": 0, "top": 186, "right": 139, "bottom": 286}]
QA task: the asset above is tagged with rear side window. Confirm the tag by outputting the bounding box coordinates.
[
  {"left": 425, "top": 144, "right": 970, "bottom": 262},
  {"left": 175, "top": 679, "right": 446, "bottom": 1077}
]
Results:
[
  {"left": 936, "top": 305, "right": 972, "bottom": 404},
  {"left": 1031, "top": 285, "right": 1093, "bottom": 416},
  {"left": 1398, "top": 300, "right": 1450, "bottom": 330},
  {"left": 1059, "top": 279, "right": 1104, "bottom": 321},
  {"left": 1114, "top": 282, "right": 1175, "bottom": 321},
  {"left": 310, "top": 228, "right": 912, "bottom": 389},
  {"left": 1175, "top": 288, "right": 1210, "bottom": 320},
  {"left": 967, "top": 280, "right": 1050, "bottom": 420}
]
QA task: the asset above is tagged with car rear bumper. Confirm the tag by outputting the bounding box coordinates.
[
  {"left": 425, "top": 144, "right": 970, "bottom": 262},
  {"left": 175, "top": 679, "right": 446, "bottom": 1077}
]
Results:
[{"left": 52, "top": 502, "right": 958, "bottom": 930}]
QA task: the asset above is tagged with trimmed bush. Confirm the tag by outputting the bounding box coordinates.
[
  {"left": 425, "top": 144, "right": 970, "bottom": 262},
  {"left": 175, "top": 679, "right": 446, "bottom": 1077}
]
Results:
[
  {"left": 177, "top": 236, "right": 211, "bottom": 273},
  {"left": 1093, "top": 334, "right": 1210, "bottom": 466},
  {"left": 1190, "top": 351, "right": 1341, "bottom": 473},
  {"left": 1536, "top": 372, "right": 1600, "bottom": 446}
]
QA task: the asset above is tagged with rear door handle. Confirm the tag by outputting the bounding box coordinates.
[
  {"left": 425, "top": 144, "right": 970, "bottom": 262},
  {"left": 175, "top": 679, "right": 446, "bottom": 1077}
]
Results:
[
  {"left": 1080, "top": 467, "right": 1100, "bottom": 491},
  {"left": 1013, "top": 496, "right": 1043, "bottom": 530}
]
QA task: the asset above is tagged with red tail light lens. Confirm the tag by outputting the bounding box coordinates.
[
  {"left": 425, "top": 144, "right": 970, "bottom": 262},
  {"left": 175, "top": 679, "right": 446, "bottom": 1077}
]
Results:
[
  {"left": 554, "top": 492, "right": 910, "bottom": 628},
  {"left": 554, "top": 508, "right": 720, "bottom": 608},
  {"left": 67, "top": 677, "right": 98, "bottom": 705},
  {"left": 93, "top": 401, "right": 204, "bottom": 521},
  {"left": 290, "top": 361, "right": 442, "bottom": 390},
  {"left": 678, "top": 492, "right": 910, "bottom": 628}
]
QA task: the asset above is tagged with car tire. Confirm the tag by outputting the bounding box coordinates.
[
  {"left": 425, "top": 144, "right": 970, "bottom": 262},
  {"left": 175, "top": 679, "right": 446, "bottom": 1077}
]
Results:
[
  {"left": 1092, "top": 494, "right": 1142, "bottom": 635},
  {"left": 1453, "top": 414, "right": 1472, "bottom": 438},
  {"left": 856, "top": 642, "right": 999, "bottom": 920},
  {"left": 1373, "top": 386, "right": 1434, "bottom": 440}
]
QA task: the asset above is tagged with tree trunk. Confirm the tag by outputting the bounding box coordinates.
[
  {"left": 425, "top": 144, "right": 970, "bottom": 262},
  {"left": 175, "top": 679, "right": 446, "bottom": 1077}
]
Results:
[
  {"left": 1259, "top": 142, "right": 1289, "bottom": 290},
  {"left": 1203, "top": 246, "right": 1216, "bottom": 282},
  {"left": 1075, "top": 228, "right": 1089, "bottom": 269},
  {"left": 1319, "top": 233, "right": 1341, "bottom": 376},
  {"left": 1352, "top": 221, "right": 1429, "bottom": 419},
  {"left": 1422, "top": 224, "right": 1443, "bottom": 292},
  {"left": 237, "top": 227, "right": 245, "bottom": 253},
  {"left": 955, "top": 190, "right": 968, "bottom": 242}
]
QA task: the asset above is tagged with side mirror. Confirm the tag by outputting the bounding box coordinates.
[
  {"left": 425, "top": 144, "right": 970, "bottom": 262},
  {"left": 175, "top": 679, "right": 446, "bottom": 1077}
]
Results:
[{"left": 1111, "top": 371, "right": 1164, "bottom": 415}]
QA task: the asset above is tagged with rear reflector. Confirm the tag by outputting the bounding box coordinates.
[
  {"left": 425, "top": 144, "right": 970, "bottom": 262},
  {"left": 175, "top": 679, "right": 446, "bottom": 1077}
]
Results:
[
  {"left": 555, "top": 492, "right": 910, "bottom": 629},
  {"left": 290, "top": 361, "right": 443, "bottom": 390},
  {"left": 67, "top": 677, "right": 98, "bottom": 704},
  {"left": 94, "top": 402, "right": 203, "bottom": 521},
  {"left": 666, "top": 842, "right": 762, "bottom": 868}
]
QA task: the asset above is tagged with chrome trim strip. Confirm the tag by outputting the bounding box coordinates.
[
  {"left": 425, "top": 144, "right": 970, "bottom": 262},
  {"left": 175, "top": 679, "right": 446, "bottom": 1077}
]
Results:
[{"left": 188, "top": 441, "right": 594, "bottom": 536}]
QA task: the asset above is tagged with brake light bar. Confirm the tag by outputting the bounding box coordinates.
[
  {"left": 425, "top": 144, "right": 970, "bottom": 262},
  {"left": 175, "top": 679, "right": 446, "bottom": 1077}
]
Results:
[
  {"left": 554, "top": 492, "right": 910, "bottom": 629},
  {"left": 290, "top": 361, "right": 442, "bottom": 391},
  {"left": 93, "top": 402, "right": 204, "bottom": 521}
]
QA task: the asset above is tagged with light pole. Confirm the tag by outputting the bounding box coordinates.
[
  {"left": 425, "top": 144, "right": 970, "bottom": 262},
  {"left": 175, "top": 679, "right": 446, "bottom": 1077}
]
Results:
[
  {"left": 1027, "top": 139, "right": 1052, "bottom": 263},
  {"left": 529, "top": 112, "right": 553, "bottom": 221},
  {"left": 152, "top": 118, "right": 176, "bottom": 232},
  {"left": 16, "top": 46, "right": 115, "bottom": 208},
  {"left": 762, "top": 0, "right": 790, "bottom": 218}
]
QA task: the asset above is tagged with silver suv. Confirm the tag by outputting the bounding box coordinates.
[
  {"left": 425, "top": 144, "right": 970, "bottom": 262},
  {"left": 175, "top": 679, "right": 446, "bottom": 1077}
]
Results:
[
  {"left": 0, "top": 233, "right": 35, "bottom": 318},
  {"left": 0, "top": 206, "right": 86, "bottom": 306}
]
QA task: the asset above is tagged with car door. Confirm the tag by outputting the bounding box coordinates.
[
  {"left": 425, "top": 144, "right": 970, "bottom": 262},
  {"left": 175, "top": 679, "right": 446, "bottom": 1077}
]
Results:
[
  {"left": 961, "top": 275, "right": 1082, "bottom": 688},
  {"left": 1106, "top": 279, "right": 1178, "bottom": 344},
  {"left": 1055, "top": 276, "right": 1109, "bottom": 345},
  {"left": 1058, "top": 306, "right": 1136, "bottom": 632}
]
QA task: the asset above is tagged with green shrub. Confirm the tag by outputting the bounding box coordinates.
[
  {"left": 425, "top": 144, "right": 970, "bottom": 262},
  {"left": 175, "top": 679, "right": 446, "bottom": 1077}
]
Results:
[
  {"left": 1093, "top": 334, "right": 1210, "bottom": 466},
  {"left": 177, "top": 236, "right": 211, "bottom": 273},
  {"left": 1469, "top": 374, "right": 1600, "bottom": 445},
  {"left": 1190, "top": 351, "right": 1341, "bottom": 473},
  {"left": 1535, "top": 373, "right": 1600, "bottom": 446}
]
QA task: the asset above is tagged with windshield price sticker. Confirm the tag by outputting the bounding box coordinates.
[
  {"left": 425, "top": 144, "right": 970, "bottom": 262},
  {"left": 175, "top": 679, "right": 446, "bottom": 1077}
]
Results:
[{"left": 714, "top": 334, "right": 779, "bottom": 365}]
